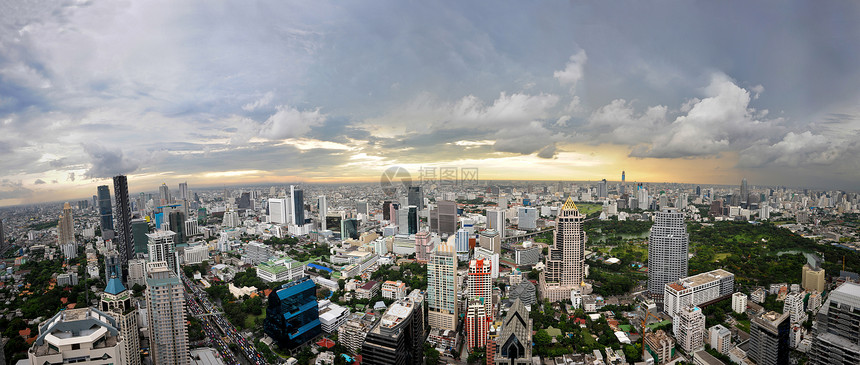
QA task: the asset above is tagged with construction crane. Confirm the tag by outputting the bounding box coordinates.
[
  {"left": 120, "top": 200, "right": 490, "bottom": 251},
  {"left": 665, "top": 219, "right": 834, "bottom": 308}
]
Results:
[{"left": 640, "top": 310, "right": 661, "bottom": 361}]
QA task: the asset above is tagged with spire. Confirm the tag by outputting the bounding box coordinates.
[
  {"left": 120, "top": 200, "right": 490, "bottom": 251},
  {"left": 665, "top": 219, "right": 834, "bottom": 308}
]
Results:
[
  {"left": 105, "top": 277, "right": 127, "bottom": 295},
  {"left": 561, "top": 196, "right": 578, "bottom": 212}
]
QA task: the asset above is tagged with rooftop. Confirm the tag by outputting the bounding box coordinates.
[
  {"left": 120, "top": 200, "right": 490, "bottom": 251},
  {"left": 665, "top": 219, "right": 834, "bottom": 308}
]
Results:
[{"left": 676, "top": 269, "right": 734, "bottom": 288}]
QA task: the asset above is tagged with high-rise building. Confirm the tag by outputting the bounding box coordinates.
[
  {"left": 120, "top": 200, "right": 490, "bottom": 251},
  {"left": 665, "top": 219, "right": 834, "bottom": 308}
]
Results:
[
  {"left": 597, "top": 179, "right": 608, "bottom": 198},
  {"left": 674, "top": 305, "right": 705, "bottom": 353},
  {"left": 158, "top": 183, "right": 170, "bottom": 206},
  {"left": 0, "top": 218, "right": 4, "bottom": 246},
  {"left": 468, "top": 258, "right": 494, "bottom": 321},
  {"left": 105, "top": 249, "right": 123, "bottom": 280},
  {"left": 268, "top": 198, "right": 288, "bottom": 224},
  {"left": 145, "top": 261, "right": 188, "bottom": 365},
  {"left": 740, "top": 178, "right": 749, "bottom": 208},
  {"left": 382, "top": 200, "right": 392, "bottom": 221},
  {"left": 264, "top": 277, "right": 321, "bottom": 349},
  {"left": 428, "top": 241, "right": 458, "bottom": 331},
  {"left": 465, "top": 299, "right": 490, "bottom": 350},
  {"left": 809, "top": 282, "right": 860, "bottom": 364},
  {"left": 732, "top": 292, "right": 748, "bottom": 314},
  {"left": 478, "top": 229, "right": 501, "bottom": 254},
  {"left": 407, "top": 205, "right": 418, "bottom": 234},
  {"left": 27, "top": 308, "right": 126, "bottom": 365},
  {"left": 783, "top": 291, "right": 807, "bottom": 324},
  {"left": 414, "top": 231, "right": 434, "bottom": 262},
  {"left": 341, "top": 218, "right": 360, "bottom": 240},
  {"left": 644, "top": 330, "right": 675, "bottom": 365},
  {"left": 541, "top": 197, "right": 587, "bottom": 302},
  {"left": 749, "top": 311, "right": 790, "bottom": 365},
  {"left": 493, "top": 298, "right": 532, "bottom": 365},
  {"left": 362, "top": 290, "right": 425, "bottom": 365},
  {"left": 97, "top": 185, "right": 114, "bottom": 236},
  {"left": 128, "top": 259, "right": 147, "bottom": 287},
  {"left": 290, "top": 185, "right": 305, "bottom": 225},
  {"left": 178, "top": 182, "right": 188, "bottom": 201},
  {"left": 356, "top": 200, "right": 369, "bottom": 215},
  {"left": 432, "top": 200, "right": 458, "bottom": 236},
  {"left": 663, "top": 269, "right": 734, "bottom": 318},
  {"left": 802, "top": 263, "right": 826, "bottom": 293},
  {"left": 648, "top": 209, "right": 689, "bottom": 305},
  {"left": 100, "top": 278, "right": 141, "bottom": 365},
  {"left": 147, "top": 231, "right": 178, "bottom": 275},
  {"left": 168, "top": 210, "right": 186, "bottom": 245},
  {"left": 709, "top": 324, "right": 732, "bottom": 355},
  {"left": 407, "top": 186, "right": 423, "bottom": 209},
  {"left": 487, "top": 209, "right": 506, "bottom": 238},
  {"left": 474, "top": 247, "right": 500, "bottom": 279},
  {"left": 454, "top": 229, "right": 470, "bottom": 261},
  {"left": 517, "top": 207, "right": 537, "bottom": 230},
  {"left": 131, "top": 219, "right": 149, "bottom": 256},
  {"left": 113, "top": 175, "right": 134, "bottom": 275},
  {"left": 58, "top": 202, "right": 75, "bottom": 245}
]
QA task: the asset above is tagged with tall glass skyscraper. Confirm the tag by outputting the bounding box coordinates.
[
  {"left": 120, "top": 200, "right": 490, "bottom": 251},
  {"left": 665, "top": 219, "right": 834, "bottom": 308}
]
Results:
[
  {"left": 647, "top": 209, "right": 689, "bottom": 305},
  {"left": 291, "top": 185, "right": 304, "bottom": 225},
  {"left": 264, "top": 277, "right": 321, "bottom": 350},
  {"left": 97, "top": 185, "right": 114, "bottom": 234},
  {"left": 113, "top": 175, "right": 133, "bottom": 273}
]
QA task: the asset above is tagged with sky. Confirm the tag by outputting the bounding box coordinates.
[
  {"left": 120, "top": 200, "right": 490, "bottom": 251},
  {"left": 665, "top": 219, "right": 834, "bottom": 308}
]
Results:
[{"left": 1, "top": 1, "right": 860, "bottom": 206}]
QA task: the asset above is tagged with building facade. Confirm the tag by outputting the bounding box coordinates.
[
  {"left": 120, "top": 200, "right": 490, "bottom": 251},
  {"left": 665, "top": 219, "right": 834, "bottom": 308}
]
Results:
[
  {"left": 541, "top": 197, "right": 587, "bottom": 302},
  {"left": 663, "top": 269, "right": 734, "bottom": 317},
  {"left": 264, "top": 277, "right": 321, "bottom": 350},
  {"left": 145, "top": 261, "right": 189, "bottom": 365},
  {"left": 749, "top": 311, "right": 790, "bottom": 365},
  {"left": 427, "top": 241, "right": 458, "bottom": 331},
  {"left": 362, "top": 290, "right": 425, "bottom": 365},
  {"left": 648, "top": 209, "right": 689, "bottom": 305},
  {"left": 674, "top": 305, "right": 705, "bottom": 354},
  {"left": 809, "top": 282, "right": 860, "bottom": 365}
]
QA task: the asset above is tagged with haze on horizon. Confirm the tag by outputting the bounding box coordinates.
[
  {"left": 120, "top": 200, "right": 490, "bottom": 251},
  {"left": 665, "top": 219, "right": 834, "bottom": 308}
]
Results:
[{"left": 1, "top": 1, "right": 859, "bottom": 206}]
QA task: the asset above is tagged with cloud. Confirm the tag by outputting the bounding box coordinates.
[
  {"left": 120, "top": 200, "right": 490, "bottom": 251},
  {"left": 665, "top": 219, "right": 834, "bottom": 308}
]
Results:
[
  {"left": 82, "top": 144, "right": 142, "bottom": 179},
  {"left": 587, "top": 99, "right": 668, "bottom": 145},
  {"left": 34, "top": 179, "right": 46, "bottom": 184},
  {"left": 259, "top": 105, "right": 326, "bottom": 140},
  {"left": 493, "top": 121, "right": 563, "bottom": 158},
  {"left": 242, "top": 92, "right": 275, "bottom": 111},
  {"left": 0, "top": 179, "right": 31, "bottom": 200},
  {"left": 67, "top": 172, "right": 75, "bottom": 182},
  {"left": 737, "top": 131, "right": 851, "bottom": 168},
  {"left": 554, "top": 50, "right": 588, "bottom": 87}
]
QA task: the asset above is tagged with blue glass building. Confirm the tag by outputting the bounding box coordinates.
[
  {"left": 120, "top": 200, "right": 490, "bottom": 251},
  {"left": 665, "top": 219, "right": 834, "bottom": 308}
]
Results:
[{"left": 264, "top": 277, "right": 321, "bottom": 350}]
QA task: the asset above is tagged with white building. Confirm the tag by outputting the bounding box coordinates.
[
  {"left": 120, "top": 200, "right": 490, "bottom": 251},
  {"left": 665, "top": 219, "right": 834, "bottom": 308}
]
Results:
[
  {"left": 243, "top": 241, "right": 273, "bottom": 265},
  {"left": 318, "top": 300, "right": 350, "bottom": 333},
  {"left": 28, "top": 308, "right": 126, "bottom": 365},
  {"left": 256, "top": 256, "right": 306, "bottom": 283},
  {"left": 783, "top": 291, "right": 807, "bottom": 324},
  {"left": 517, "top": 207, "right": 538, "bottom": 230},
  {"left": 184, "top": 219, "right": 200, "bottom": 237},
  {"left": 268, "top": 198, "right": 289, "bottom": 224},
  {"left": 184, "top": 244, "right": 209, "bottom": 265},
  {"left": 486, "top": 209, "right": 506, "bottom": 238},
  {"left": 145, "top": 261, "right": 189, "bottom": 365},
  {"left": 664, "top": 269, "right": 735, "bottom": 318},
  {"left": 382, "top": 280, "right": 407, "bottom": 300},
  {"left": 147, "top": 230, "right": 179, "bottom": 275},
  {"left": 473, "top": 247, "right": 499, "bottom": 279},
  {"left": 675, "top": 305, "right": 705, "bottom": 354},
  {"left": 732, "top": 292, "right": 748, "bottom": 314},
  {"left": 223, "top": 210, "right": 240, "bottom": 228},
  {"left": 709, "top": 324, "right": 732, "bottom": 355}
]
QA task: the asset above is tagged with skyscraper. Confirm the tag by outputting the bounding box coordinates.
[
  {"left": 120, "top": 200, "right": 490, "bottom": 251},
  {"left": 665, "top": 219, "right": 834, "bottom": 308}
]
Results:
[
  {"left": 97, "top": 185, "right": 114, "bottom": 236},
  {"left": 362, "top": 290, "right": 425, "bottom": 365},
  {"left": 131, "top": 218, "right": 149, "bottom": 255},
  {"left": 740, "top": 177, "right": 749, "bottom": 208},
  {"left": 517, "top": 207, "right": 537, "bottom": 230},
  {"left": 597, "top": 179, "right": 608, "bottom": 198},
  {"left": 454, "top": 229, "right": 471, "bottom": 261},
  {"left": 0, "top": 218, "right": 5, "bottom": 245},
  {"left": 432, "top": 200, "right": 458, "bottom": 236},
  {"left": 178, "top": 182, "right": 188, "bottom": 201},
  {"left": 113, "top": 175, "right": 134, "bottom": 274},
  {"left": 809, "top": 282, "right": 860, "bottom": 364},
  {"left": 105, "top": 249, "right": 122, "bottom": 280},
  {"left": 468, "top": 258, "right": 494, "bottom": 321},
  {"left": 749, "top": 311, "right": 790, "bottom": 365},
  {"left": 58, "top": 202, "right": 75, "bottom": 245},
  {"left": 145, "top": 261, "right": 188, "bottom": 365},
  {"left": 268, "top": 198, "right": 288, "bottom": 224},
  {"left": 319, "top": 196, "right": 328, "bottom": 229},
  {"left": 147, "top": 231, "right": 178, "bottom": 275},
  {"left": 264, "top": 277, "right": 322, "bottom": 350},
  {"left": 158, "top": 183, "right": 170, "bottom": 205},
  {"left": 382, "top": 200, "right": 392, "bottom": 221},
  {"left": 427, "top": 241, "right": 458, "bottom": 331},
  {"left": 541, "top": 197, "right": 587, "bottom": 302},
  {"left": 465, "top": 299, "right": 490, "bottom": 350},
  {"left": 674, "top": 305, "right": 705, "bottom": 353},
  {"left": 100, "top": 278, "right": 141, "bottom": 365},
  {"left": 407, "top": 205, "right": 418, "bottom": 234},
  {"left": 407, "top": 186, "right": 423, "bottom": 209},
  {"left": 487, "top": 209, "right": 506, "bottom": 238},
  {"left": 414, "top": 231, "right": 434, "bottom": 262},
  {"left": 168, "top": 210, "right": 186, "bottom": 245},
  {"left": 648, "top": 209, "right": 689, "bottom": 305},
  {"left": 291, "top": 185, "right": 305, "bottom": 225}
]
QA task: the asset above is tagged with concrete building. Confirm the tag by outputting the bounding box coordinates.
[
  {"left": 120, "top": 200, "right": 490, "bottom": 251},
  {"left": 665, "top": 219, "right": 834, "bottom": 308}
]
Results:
[
  {"left": 512, "top": 242, "right": 541, "bottom": 266},
  {"left": 468, "top": 258, "right": 494, "bottom": 321},
  {"left": 100, "top": 278, "right": 141, "bottom": 365},
  {"left": 414, "top": 231, "right": 434, "bottom": 262},
  {"left": 268, "top": 198, "right": 289, "bottom": 225},
  {"left": 58, "top": 202, "right": 75, "bottom": 246},
  {"left": 432, "top": 200, "right": 458, "bottom": 236},
  {"left": 809, "top": 282, "right": 860, "bottom": 365},
  {"left": 802, "top": 264, "right": 826, "bottom": 293},
  {"left": 709, "top": 324, "right": 731, "bottom": 355},
  {"left": 487, "top": 209, "right": 506, "bottom": 238},
  {"left": 732, "top": 292, "right": 748, "bottom": 314},
  {"left": 362, "top": 290, "right": 425, "bottom": 365},
  {"left": 27, "top": 308, "right": 125, "bottom": 365},
  {"left": 517, "top": 207, "right": 537, "bottom": 231},
  {"left": 541, "top": 197, "right": 587, "bottom": 302},
  {"left": 454, "top": 229, "right": 471, "bottom": 261},
  {"left": 256, "top": 256, "right": 306, "bottom": 283},
  {"left": 478, "top": 229, "right": 501, "bottom": 254},
  {"left": 128, "top": 259, "right": 147, "bottom": 287},
  {"left": 382, "top": 280, "right": 407, "bottom": 300},
  {"left": 474, "top": 246, "right": 499, "bottom": 279},
  {"left": 113, "top": 175, "right": 134, "bottom": 272},
  {"left": 428, "top": 241, "right": 458, "bottom": 331},
  {"left": 648, "top": 209, "right": 689, "bottom": 305},
  {"left": 318, "top": 300, "right": 350, "bottom": 334},
  {"left": 749, "top": 311, "right": 790, "bottom": 365},
  {"left": 338, "top": 312, "right": 379, "bottom": 353},
  {"left": 493, "top": 299, "right": 532, "bottom": 365},
  {"left": 644, "top": 329, "right": 676, "bottom": 365},
  {"left": 145, "top": 261, "right": 189, "bottom": 365},
  {"left": 355, "top": 280, "right": 380, "bottom": 300},
  {"left": 147, "top": 230, "right": 178, "bottom": 275},
  {"left": 184, "top": 244, "right": 209, "bottom": 265},
  {"left": 242, "top": 241, "right": 273, "bottom": 265},
  {"left": 783, "top": 291, "right": 807, "bottom": 324},
  {"left": 465, "top": 299, "right": 490, "bottom": 350},
  {"left": 663, "top": 269, "right": 734, "bottom": 317},
  {"left": 674, "top": 305, "right": 705, "bottom": 354}
]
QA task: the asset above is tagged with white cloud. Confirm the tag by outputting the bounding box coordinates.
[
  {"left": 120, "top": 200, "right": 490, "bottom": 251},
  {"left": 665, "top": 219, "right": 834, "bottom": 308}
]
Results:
[
  {"left": 259, "top": 105, "right": 326, "bottom": 140},
  {"left": 554, "top": 50, "right": 587, "bottom": 87},
  {"left": 738, "top": 131, "right": 847, "bottom": 168},
  {"left": 242, "top": 92, "right": 275, "bottom": 111}
]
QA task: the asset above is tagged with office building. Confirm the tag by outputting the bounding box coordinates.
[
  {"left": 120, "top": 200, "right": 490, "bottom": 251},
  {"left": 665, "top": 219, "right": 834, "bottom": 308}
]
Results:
[
  {"left": 513, "top": 243, "right": 540, "bottom": 266},
  {"left": 809, "top": 282, "right": 860, "bottom": 365},
  {"left": 113, "top": 175, "right": 134, "bottom": 273},
  {"left": 454, "top": 229, "right": 471, "bottom": 261},
  {"left": 0, "top": 218, "right": 4, "bottom": 245},
  {"left": 268, "top": 198, "right": 289, "bottom": 225},
  {"left": 362, "top": 290, "right": 425, "bottom": 365},
  {"left": 58, "top": 202, "right": 75, "bottom": 245},
  {"left": 468, "top": 258, "right": 494, "bottom": 321},
  {"left": 341, "top": 218, "right": 360, "bottom": 240},
  {"left": 517, "top": 207, "right": 537, "bottom": 231},
  {"left": 168, "top": 210, "right": 186, "bottom": 245},
  {"left": 131, "top": 219, "right": 149, "bottom": 255},
  {"left": 428, "top": 241, "right": 458, "bottom": 331},
  {"left": 674, "top": 305, "right": 705, "bottom": 354},
  {"left": 414, "top": 231, "right": 434, "bottom": 262},
  {"left": 338, "top": 312, "right": 380, "bottom": 353},
  {"left": 105, "top": 250, "right": 122, "bottom": 280},
  {"left": 265, "top": 277, "right": 321, "bottom": 349},
  {"left": 243, "top": 241, "right": 273, "bottom": 265},
  {"left": 184, "top": 219, "right": 199, "bottom": 237},
  {"left": 644, "top": 330, "right": 675, "bottom": 365},
  {"left": 709, "top": 324, "right": 731, "bottom": 355},
  {"left": 432, "top": 200, "right": 458, "bottom": 236},
  {"left": 783, "top": 291, "right": 807, "bottom": 324},
  {"left": 508, "top": 280, "right": 537, "bottom": 306},
  {"left": 732, "top": 292, "right": 747, "bottom": 314},
  {"left": 465, "top": 299, "right": 490, "bottom": 350},
  {"left": 356, "top": 200, "right": 369, "bottom": 215},
  {"left": 407, "top": 205, "right": 418, "bottom": 234},
  {"left": 740, "top": 178, "right": 749, "bottom": 208},
  {"left": 493, "top": 299, "right": 532, "bottom": 365},
  {"left": 61, "top": 242, "right": 77, "bottom": 260},
  {"left": 749, "top": 311, "right": 790, "bottom": 365},
  {"left": 291, "top": 185, "right": 305, "bottom": 225},
  {"left": 663, "top": 269, "right": 734, "bottom": 317},
  {"left": 147, "top": 231, "right": 178, "bottom": 275},
  {"left": 319, "top": 196, "right": 328, "bottom": 228},
  {"left": 478, "top": 229, "right": 501, "bottom": 255},
  {"left": 256, "top": 256, "right": 306, "bottom": 283},
  {"left": 27, "top": 308, "right": 125, "bottom": 365},
  {"left": 318, "top": 300, "right": 350, "bottom": 334},
  {"left": 474, "top": 247, "right": 499, "bottom": 279},
  {"left": 145, "top": 261, "right": 189, "bottom": 365},
  {"left": 487, "top": 209, "right": 506, "bottom": 238},
  {"left": 648, "top": 209, "right": 689, "bottom": 305},
  {"left": 184, "top": 244, "right": 209, "bottom": 265},
  {"left": 128, "top": 259, "right": 147, "bottom": 287},
  {"left": 597, "top": 179, "right": 608, "bottom": 198},
  {"left": 97, "top": 185, "right": 114, "bottom": 237},
  {"left": 541, "top": 197, "right": 587, "bottom": 302},
  {"left": 222, "top": 210, "right": 239, "bottom": 228},
  {"left": 407, "top": 186, "right": 424, "bottom": 209},
  {"left": 802, "top": 264, "right": 826, "bottom": 293},
  {"left": 159, "top": 183, "right": 171, "bottom": 205},
  {"left": 100, "top": 278, "right": 141, "bottom": 365}
]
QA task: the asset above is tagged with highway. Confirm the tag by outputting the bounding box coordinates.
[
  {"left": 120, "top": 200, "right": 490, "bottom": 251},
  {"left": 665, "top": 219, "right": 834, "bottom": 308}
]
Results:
[
  {"left": 185, "top": 291, "right": 240, "bottom": 365},
  {"left": 182, "top": 273, "right": 269, "bottom": 365}
]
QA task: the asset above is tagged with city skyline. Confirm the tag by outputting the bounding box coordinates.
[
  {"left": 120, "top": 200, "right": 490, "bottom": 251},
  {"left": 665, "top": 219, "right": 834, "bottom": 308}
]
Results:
[{"left": 2, "top": 2, "right": 859, "bottom": 206}]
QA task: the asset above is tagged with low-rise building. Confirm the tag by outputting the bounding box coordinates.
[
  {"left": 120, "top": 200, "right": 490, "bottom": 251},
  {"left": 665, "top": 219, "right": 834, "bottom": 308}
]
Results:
[
  {"left": 732, "top": 292, "right": 748, "bottom": 314},
  {"left": 355, "top": 280, "right": 380, "bottom": 300},
  {"left": 381, "top": 280, "right": 407, "bottom": 300},
  {"left": 318, "top": 300, "right": 350, "bottom": 333},
  {"left": 664, "top": 269, "right": 734, "bottom": 318},
  {"left": 256, "top": 255, "right": 306, "bottom": 283}
]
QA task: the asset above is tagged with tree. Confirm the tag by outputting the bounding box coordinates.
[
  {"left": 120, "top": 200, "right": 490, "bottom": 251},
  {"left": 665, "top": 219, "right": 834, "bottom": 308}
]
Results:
[
  {"left": 423, "top": 343, "right": 440, "bottom": 365},
  {"left": 534, "top": 329, "right": 552, "bottom": 348}
]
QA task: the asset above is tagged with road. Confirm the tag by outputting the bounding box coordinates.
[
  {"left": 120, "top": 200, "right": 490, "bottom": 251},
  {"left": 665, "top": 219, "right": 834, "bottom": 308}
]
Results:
[
  {"left": 182, "top": 273, "right": 269, "bottom": 365},
  {"left": 185, "top": 290, "right": 240, "bottom": 365}
]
